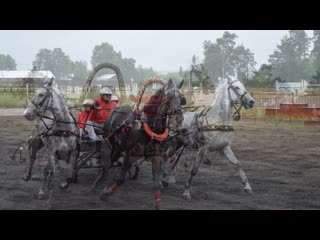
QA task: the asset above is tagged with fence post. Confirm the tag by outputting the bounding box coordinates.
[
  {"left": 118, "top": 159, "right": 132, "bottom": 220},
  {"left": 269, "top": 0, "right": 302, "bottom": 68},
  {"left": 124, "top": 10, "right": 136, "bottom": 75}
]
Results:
[{"left": 292, "top": 92, "right": 294, "bottom": 103}]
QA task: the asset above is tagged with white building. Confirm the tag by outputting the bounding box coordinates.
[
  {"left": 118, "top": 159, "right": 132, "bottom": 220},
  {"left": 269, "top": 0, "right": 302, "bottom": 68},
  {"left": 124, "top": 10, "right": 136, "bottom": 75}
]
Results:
[
  {"left": 0, "top": 70, "right": 55, "bottom": 85},
  {"left": 276, "top": 79, "right": 309, "bottom": 94},
  {"left": 0, "top": 70, "right": 56, "bottom": 100}
]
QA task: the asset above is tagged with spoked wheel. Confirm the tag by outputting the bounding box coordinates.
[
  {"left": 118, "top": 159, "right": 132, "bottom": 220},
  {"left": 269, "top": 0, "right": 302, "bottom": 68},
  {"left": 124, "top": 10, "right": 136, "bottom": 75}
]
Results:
[{"left": 77, "top": 151, "right": 104, "bottom": 169}]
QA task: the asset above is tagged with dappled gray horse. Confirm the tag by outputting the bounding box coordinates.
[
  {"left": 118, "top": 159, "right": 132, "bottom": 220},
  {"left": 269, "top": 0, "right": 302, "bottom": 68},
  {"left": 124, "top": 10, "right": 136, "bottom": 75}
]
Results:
[
  {"left": 164, "top": 78, "right": 255, "bottom": 199},
  {"left": 23, "top": 78, "right": 79, "bottom": 204},
  {"left": 22, "top": 113, "right": 54, "bottom": 181}
]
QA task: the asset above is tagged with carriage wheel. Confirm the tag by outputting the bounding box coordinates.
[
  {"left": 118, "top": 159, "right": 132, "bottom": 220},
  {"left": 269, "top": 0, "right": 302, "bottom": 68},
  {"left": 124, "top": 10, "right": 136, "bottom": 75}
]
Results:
[{"left": 77, "top": 151, "right": 96, "bottom": 169}]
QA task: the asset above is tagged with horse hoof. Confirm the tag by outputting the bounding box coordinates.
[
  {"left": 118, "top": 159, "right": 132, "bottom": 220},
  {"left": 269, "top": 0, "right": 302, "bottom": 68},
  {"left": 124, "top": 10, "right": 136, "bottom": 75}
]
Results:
[
  {"left": 154, "top": 205, "right": 160, "bottom": 210},
  {"left": 162, "top": 180, "right": 169, "bottom": 188},
  {"left": 38, "top": 195, "right": 46, "bottom": 200},
  {"left": 244, "top": 188, "right": 254, "bottom": 195},
  {"left": 38, "top": 192, "right": 46, "bottom": 200},
  {"left": 169, "top": 177, "right": 176, "bottom": 184},
  {"left": 22, "top": 174, "right": 31, "bottom": 182},
  {"left": 130, "top": 174, "right": 138, "bottom": 180},
  {"left": 31, "top": 175, "right": 41, "bottom": 181},
  {"left": 59, "top": 182, "right": 69, "bottom": 190},
  {"left": 182, "top": 192, "right": 191, "bottom": 200},
  {"left": 204, "top": 159, "right": 212, "bottom": 166},
  {"left": 99, "top": 191, "right": 112, "bottom": 201}
]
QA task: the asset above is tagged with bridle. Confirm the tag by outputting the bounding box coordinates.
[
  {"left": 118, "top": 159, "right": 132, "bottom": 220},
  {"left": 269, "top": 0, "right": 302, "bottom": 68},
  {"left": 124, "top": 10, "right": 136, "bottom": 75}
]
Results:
[
  {"left": 31, "top": 86, "right": 53, "bottom": 115},
  {"left": 227, "top": 80, "right": 248, "bottom": 121},
  {"left": 158, "top": 88, "right": 184, "bottom": 117},
  {"left": 30, "top": 86, "right": 57, "bottom": 133}
]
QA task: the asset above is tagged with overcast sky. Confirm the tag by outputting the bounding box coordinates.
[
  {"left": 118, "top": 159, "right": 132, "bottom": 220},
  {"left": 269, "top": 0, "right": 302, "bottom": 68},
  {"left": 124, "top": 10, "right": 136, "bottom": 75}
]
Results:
[{"left": 0, "top": 30, "right": 314, "bottom": 73}]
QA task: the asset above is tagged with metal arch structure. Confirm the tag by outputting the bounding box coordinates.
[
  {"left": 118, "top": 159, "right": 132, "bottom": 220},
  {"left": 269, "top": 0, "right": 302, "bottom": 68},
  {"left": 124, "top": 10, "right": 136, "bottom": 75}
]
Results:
[
  {"left": 82, "top": 63, "right": 126, "bottom": 105},
  {"left": 133, "top": 77, "right": 167, "bottom": 112}
]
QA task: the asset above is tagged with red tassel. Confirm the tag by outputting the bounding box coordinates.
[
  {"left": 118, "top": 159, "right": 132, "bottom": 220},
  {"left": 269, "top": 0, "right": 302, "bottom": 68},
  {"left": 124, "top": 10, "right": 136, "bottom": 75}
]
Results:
[
  {"left": 154, "top": 190, "right": 161, "bottom": 204},
  {"left": 107, "top": 183, "right": 118, "bottom": 193}
]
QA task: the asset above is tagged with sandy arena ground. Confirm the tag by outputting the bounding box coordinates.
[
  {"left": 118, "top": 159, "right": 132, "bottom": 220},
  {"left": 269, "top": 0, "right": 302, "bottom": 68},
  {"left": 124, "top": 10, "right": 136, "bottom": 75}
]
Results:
[{"left": 0, "top": 109, "right": 320, "bottom": 209}]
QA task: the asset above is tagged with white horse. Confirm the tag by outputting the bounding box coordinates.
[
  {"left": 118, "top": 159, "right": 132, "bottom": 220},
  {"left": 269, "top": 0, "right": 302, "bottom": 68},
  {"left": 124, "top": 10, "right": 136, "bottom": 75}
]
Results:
[
  {"left": 23, "top": 78, "right": 79, "bottom": 205},
  {"left": 165, "top": 78, "right": 255, "bottom": 199},
  {"left": 22, "top": 111, "right": 54, "bottom": 181}
]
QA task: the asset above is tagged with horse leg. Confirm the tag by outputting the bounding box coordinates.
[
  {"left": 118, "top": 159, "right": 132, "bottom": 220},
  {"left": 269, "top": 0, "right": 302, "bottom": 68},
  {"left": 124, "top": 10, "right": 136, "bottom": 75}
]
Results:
[
  {"left": 152, "top": 155, "right": 162, "bottom": 210},
  {"left": 89, "top": 167, "right": 107, "bottom": 192},
  {"left": 182, "top": 148, "right": 204, "bottom": 200},
  {"left": 59, "top": 148, "right": 78, "bottom": 190},
  {"left": 24, "top": 137, "right": 42, "bottom": 181},
  {"left": 89, "top": 144, "right": 117, "bottom": 192},
  {"left": 46, "top": 155, "right": 57, "bottom": 209},
  {"left": 162, "top": 138, "right": 185, "bottom": 186},
  {"left": 219, "top": 145, "right": 253, "bottom": 194},
  {"left": 38, "top": 153, "right": 55, "bottom": 200},
  {"left": 99, "top": 151, "right": 131, "bottom": 201},
  {"left": 161, "top": 154, "right": 177, "bottom": 187},
  {"left": 161, "top": 144, "right": 180, "bottom": 187},
  {"left": 38, "top": 164, "right": 49, "bottom": 200},
  {"left": 128, "top": 164, "right": 140, "bottom": 180},
  {"left": 23, "top": 157, "right": 36, "bottom": 181}
]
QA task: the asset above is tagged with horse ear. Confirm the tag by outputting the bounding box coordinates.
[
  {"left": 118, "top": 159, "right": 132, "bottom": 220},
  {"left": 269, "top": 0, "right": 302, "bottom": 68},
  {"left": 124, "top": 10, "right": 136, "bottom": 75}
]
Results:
[
  {"left": 177, "top": 79, "right": 184, "bottom": 89},
  {"left": 48, "top": 77, "right": 54, "bottom": 87},
  {"left": 167, "top": 78, "right": 174, "bottom": 89}
]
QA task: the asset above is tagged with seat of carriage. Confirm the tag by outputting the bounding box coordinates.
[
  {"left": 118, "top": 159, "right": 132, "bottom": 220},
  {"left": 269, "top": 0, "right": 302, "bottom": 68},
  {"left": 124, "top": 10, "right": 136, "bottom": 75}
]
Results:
[
  {"left": 79, "top": 125, "right": 104, "bottom": 144},
  {"left": 78, "top": 124, "right": 105, "bottom": 166}
]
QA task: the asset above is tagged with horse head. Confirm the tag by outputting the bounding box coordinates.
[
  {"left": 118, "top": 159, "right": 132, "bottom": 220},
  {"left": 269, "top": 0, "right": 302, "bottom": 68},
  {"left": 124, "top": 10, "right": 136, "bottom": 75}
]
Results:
[
  {"left": 227, "top": 78, "right": 255, "bottom": 109},
  {"left": 24, "top": 78, "right": 54, "bottom": 121},
  {"left": 156, "top": 78, "right": 186, "bottom": 132}
]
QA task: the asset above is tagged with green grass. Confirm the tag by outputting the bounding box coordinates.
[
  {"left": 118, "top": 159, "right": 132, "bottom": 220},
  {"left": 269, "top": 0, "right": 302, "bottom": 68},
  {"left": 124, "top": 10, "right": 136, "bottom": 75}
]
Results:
[{"left": 0, "top": 92, "right": 29, "bottom": 108}]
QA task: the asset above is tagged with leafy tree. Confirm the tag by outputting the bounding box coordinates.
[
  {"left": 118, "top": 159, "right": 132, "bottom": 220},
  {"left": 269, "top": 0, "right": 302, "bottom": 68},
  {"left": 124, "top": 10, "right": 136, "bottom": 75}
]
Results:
[
  {"left": 234, "top": 44, "right": 256, "bottom": 81},
  {"left": 192, "top": 55, "right": 197, "bottom": 65},
  {"left": 179, "top": 66, "right": 184, "bottom": 77},
  {"left": 269, "top": 30, "right": 311, "bottom": 82},
  {"left": 33, "top": 48, "right": 73, "bottom": 80},
  {"left": 311, "top": 30, "right": 320, "bottom": 72},
  {"left": 312, "top": 67, "right": 320, "bottom": 83},
  {"left": 247, "top": 64, "right": 275, "bottom": 88},
  {"left": 0, "top": 54, "right": 17, "bottom": 70},
  {"left": 203, "top": 31, "right": 256, "bottom": 82},
  {"left": 91, "top": 42, "right": 122, "bottom": 77},
  {"left": 72, "top": 60, "right": 89, "bottom": 81}
]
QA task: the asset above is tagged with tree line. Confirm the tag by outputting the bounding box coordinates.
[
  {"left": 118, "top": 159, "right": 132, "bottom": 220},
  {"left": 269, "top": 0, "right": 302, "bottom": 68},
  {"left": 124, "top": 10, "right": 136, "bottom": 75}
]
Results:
[{"left": 1, "top": 30, "right": 320, "bottom": 87}]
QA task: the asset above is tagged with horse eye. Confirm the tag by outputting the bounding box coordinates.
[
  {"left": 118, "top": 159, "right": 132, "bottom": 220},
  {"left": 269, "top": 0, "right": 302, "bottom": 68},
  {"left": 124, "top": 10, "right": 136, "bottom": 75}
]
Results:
[
  {"left": 39, "top": 94, "right": 44, "bottom": 97},
  {"left": 235, "top": 87, "right": 240, "bottom": 90}
]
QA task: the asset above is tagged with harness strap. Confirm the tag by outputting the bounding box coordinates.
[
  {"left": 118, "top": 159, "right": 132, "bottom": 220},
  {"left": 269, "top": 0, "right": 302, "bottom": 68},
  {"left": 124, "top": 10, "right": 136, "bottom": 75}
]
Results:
[
  {"left": 143, "top": 122, "right": 169, "bottom": 142},
  {"left": 46, "top": 130, "right": 80, "bottom": 138},
  {"left": 200, "top": 124, "right": 234, "bottom": 132}
]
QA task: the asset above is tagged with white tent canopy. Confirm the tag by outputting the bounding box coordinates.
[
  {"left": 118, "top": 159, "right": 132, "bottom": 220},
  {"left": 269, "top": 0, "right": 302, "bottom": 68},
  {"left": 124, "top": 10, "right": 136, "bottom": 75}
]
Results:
[
  {"left": 0, "top": 71, "right": 55, "bottom": 79},
  {"left": 95, "top": 74, "right": 116, "bottom": 81}
]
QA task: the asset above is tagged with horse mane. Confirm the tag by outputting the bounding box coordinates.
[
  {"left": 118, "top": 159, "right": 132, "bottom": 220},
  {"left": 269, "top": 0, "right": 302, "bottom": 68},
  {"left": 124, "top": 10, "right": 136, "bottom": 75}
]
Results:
[
  {"left": 211, "top": 80, "right": 229, "bottom": 107},
  {"left": 104, "top": 105, "right": 132, "bottom": 134}
]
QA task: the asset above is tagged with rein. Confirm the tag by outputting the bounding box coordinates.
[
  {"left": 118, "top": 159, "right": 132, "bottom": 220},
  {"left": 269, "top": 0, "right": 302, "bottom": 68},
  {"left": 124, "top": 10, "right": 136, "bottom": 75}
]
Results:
[{"left": 227, "top": 80, "right": 248, "bottom": 121}]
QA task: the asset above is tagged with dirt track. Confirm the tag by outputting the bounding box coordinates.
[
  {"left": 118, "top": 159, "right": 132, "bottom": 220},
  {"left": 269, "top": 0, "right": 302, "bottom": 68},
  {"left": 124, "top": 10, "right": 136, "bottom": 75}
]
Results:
[{"left": 1, "top": 115, "right": 320, "bottom": 210}]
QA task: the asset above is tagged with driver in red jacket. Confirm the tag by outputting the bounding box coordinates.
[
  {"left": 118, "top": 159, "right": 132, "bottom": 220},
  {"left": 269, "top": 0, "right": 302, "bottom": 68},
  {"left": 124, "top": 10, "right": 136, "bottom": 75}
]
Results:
[
  {"left": 87, "top": 87, "right": 117, "bottom": 133},
  {"left": 87, "top": 87, "right": 117, "bottom": 157},
  {"left": 78, "top": 99, "right": 94, "bottom": 140}
]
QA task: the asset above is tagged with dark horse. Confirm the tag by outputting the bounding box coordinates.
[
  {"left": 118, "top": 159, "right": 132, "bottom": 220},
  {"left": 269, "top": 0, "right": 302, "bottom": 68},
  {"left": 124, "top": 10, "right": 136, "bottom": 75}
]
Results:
[{"left": 98, "top": 79, "right": 185, "bottom": 209}]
